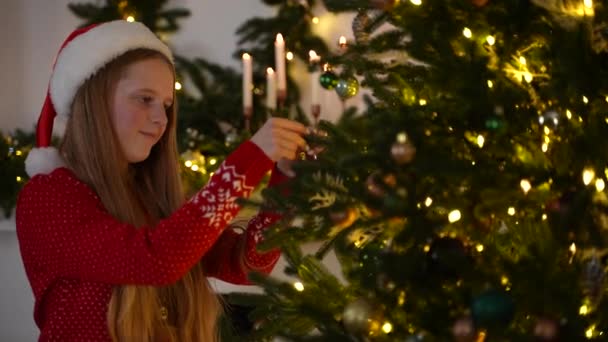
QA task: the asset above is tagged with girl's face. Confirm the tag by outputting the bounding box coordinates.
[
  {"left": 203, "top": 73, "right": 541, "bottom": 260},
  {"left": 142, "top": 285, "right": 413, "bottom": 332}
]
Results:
[{"left": 111, "top": 58, "right": 174, "bottom": 163}]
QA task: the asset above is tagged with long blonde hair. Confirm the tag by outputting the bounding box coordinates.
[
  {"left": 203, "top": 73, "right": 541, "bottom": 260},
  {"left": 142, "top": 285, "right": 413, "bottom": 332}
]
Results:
[{"left": 59, "top": 48, "right": 222, "bottom": 341}]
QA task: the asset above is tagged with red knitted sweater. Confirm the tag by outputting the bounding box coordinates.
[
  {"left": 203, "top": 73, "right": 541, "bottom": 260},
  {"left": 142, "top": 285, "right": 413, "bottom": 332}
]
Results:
[{"left": 16, "top": 141, "right": 284, "bottom": 341}]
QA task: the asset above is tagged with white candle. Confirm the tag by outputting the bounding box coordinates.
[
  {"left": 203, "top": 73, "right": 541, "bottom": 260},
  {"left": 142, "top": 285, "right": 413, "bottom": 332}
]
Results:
[
  {"left": 275, "top": 34, "right": 286, "bottom": 94},
  {"left": 309, "top": 50, "right": 321, "bottom": 106},
  {"left": 266, "top": 67, "right": 276, "bottom": 110},
  {"left": 242, "top": 53, "right": 252, "bottom": 111}
]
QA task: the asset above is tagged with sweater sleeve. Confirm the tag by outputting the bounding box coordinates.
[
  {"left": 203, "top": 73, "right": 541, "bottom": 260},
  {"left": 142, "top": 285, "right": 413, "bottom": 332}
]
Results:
[
  {"left": 16, "top": 141, "right": 273, "bottom": 287},
  {"left": 203, "top": 165, "right": 288, "bottom": 284}
]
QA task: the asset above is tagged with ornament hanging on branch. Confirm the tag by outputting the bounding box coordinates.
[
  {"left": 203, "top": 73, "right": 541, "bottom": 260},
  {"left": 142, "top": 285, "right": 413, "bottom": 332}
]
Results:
[
  {"left": 471, "top": 289, "right": 515, "bottom": 329},
  {"left": 391, "top": 132, "right": 416, "bottom": 164},
  {"left": 341, "top": 297, "right": 384, "bottom": 336},
  {"left": 336, "top": 77, "right": 360, "bottom": 99},
  {"left": 533, "top": 317, "right": 560, "bottom": 342},
  {"left": 452, "top": 316, "right": 476, "bottom": 342},
  {"left": 320, "top": 70, "right": 339, "bottom": 90}
]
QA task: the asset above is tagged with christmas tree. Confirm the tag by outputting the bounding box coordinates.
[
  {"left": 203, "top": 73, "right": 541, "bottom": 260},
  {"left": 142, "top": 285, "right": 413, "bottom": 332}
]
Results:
[{"left": 231, "top": 0, "right": 608, "bottom": 340}]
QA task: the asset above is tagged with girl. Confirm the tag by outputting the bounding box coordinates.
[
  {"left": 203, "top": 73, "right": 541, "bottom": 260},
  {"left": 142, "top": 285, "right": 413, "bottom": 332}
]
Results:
[{"left": 16, "top": 20, "right": 306, "bottom": 341}]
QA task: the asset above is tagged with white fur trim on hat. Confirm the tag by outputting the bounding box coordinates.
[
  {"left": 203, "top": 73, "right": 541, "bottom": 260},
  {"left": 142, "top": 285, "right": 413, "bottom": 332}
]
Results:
[
  {"left": 50, "top": 20, "right": 173, "bottom": 118},
  {"left": 25, "top": 147, "right": 67, "bottom": 177}
]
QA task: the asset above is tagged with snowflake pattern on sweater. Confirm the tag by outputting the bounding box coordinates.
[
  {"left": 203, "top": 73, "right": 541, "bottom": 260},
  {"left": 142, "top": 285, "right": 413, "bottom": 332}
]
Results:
[{"left": 16, "top": 141, "right": 284, "bottom": 341}]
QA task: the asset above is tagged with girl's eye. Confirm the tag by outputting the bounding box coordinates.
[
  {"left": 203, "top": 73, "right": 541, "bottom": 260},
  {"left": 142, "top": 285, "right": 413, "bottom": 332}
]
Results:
[{"left": 139, "top": 96, "right": 154, "bottom": 105}]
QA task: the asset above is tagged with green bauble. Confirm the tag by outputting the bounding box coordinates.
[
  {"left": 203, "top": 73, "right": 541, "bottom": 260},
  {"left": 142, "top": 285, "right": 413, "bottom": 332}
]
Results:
[
  {"left": 320, "top": 71, "right": 339, "bottom": 90},
  {"left": 485, "top": 115, "right": 505, "bottom": 131},
  {"left": 471, "top": 289, "right": 515, "bottom": 329},
  {"left": 336, "top": 77, "right": 360, "bottom": 99}
]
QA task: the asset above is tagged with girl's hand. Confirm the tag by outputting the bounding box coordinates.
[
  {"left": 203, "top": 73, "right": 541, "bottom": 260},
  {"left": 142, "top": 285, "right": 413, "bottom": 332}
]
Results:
[{"left": 250, "top": 118, "right": 307, "bottom": 163}]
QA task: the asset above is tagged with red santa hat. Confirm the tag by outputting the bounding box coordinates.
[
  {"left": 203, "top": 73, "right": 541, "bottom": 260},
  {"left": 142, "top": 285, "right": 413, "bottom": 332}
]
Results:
[{"left": 25, "top": 20, "right": 173, "bottom": 177}]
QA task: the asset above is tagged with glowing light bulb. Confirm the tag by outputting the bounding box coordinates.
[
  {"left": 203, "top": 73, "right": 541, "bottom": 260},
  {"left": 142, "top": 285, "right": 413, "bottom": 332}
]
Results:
[
  {"left": 463, "top": 27, "right": 472, "bottom": 38},
  {"left": 448, "top": 210, "right": 461, "bottom": 223}
]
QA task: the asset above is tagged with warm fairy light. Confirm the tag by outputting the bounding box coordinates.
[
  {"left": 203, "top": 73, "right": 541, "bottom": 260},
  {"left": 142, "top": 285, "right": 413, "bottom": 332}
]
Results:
[
  {"left": 508, "top": 207, "right": 516, "bottom": 216},
  {"left": 312, "top": 16, "right": 319, "bottom": 24},
  {"left": 286, "top": 52, "right": 294, "bottom": 61},
  {"left": 579, "top": 304, "right": 589, "bottom": 315},
  {"left": 584, "top": 0, "right": 593, "bottom": 9},
  {"left": 542, "top": 213, "right": 547, "bottom": 220},
  {"left": 487, "top": 80, "right": 493, "bottom": 88},
  {"left": 16, "top": 176, "right": 22, "bottom": 182},
  {"left": 476, "top": 135, "right": 485, "bottom": 148},
  {"left": 126, "top": 16, "right": 135, "bottom": 22},
  {"left": 419, "top": 99, "right": 427, "bottom": 106},
  {"left": 382, "top": 322, "right": 393, "bottom": 333},
  {"left": 583, "top": 96, "right": 589, "bottom": 104},
  {"left": 242, "top": 53, "right": 251, "bottom": 60},
  {"left": 425, "top": 197, "right": 433, "bottom": 207},
  {"left": 209, "top": 158, "right": 218, "bottom": 166},
  {"left": 583, "top": 168, "right": 596, "bottom": 185},
  {"left": 566, "top": 109, "right": 573, "bottom": 119},
  {"left": 501, "top": 275, "right": 509, "bottom": 285},
  {"left": 520, "top": 179, "right": 531, "bottom": 194},
  {"left": 519, "top": 56, "right": 527, "bottom": 65},
  {"left": 463, "top": 27, "right": 472, "bottom": 38},
  {"left": 398, "top": 291, "right": 406, "bottom": 305},
  {"left": 396, "top": 132, "right": 408, "bottom": 143},
  {"left": 523, "top": 72, "right": 533, "bottom": 83},
  {"left": 568, "top": 241, "right": 576, "bottom": 254},
  {"left": 542, "top": 142, "right": 549, "bottom": 152},
  {"left": 339, "top": 36, "right": 347, "bottom": 47},
  {"left": 448, "top": 210, "right": 462, "bottom": 223},
  {"left": 15, "top": 150, "right": 22, "bottom": 156},
  {"left": 423, "top": 244, "right": 431, "bottom": 252},
  {"left": 184, "top": 160, "right": 193, "bottom": 168},
  {"left": 544, "top": 127, "right": 551, "bottom": 135},
  {"left": 585, "top": 324, "right": 595, "bottom": 338},
  {"left": 191, "top": 165, "right": 199, "bottom": 172},
  {"left": 605, "top": 96, "right": 608, "bottom": 103},
  {"left": 596, "top": 179, "right": 606, "bottom": 192},
  {"left": 294, "top": 282, "right": 304, "bottom": 291},
  {"left": 476, "top": 244, "right": 484, "bottom": 252},
  {"left": 410, "top": 0, "right": 422, "bottom": 5},
  {"left": 486, "top": 35, "right": 495, "bottom": 45},
  {"left": 309, "top": 50, "right": 319, "bottom": 60},
  {"left": 174, "top": 82, "right": 182, "bottom": 90}
]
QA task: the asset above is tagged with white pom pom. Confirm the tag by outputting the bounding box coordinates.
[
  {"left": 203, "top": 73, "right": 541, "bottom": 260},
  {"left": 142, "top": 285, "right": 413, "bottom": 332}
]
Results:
[{"left": 25, "top": 147, "right": 66, "bottom": 177}]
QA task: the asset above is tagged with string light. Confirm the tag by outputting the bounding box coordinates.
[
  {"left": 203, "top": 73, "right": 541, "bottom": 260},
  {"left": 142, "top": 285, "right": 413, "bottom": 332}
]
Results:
[
  {"left": 476, "top": 244, "right": 484, "bottom": 252},
  {"left": 286, "top": 52, "right": 294, "bottom": 61},
  {"left": 15, "top": 150, "right": 22, "bottom": 156},
  {"left": 487, "top": 80, "right": 493, "bottom": 88},
  {"left": 583, "top": 96, "right": 589, "bottom": 104},
  {"left": 486, "top": 35, "right": 495, "bottom": 45},
  {"left": 542, "top": 213, "right": 547, "bottom": 220},
  {"left": 397, "top": 132, "right": 408, "bottom": 143},
  {"left": 423, "top": 244, "right": 431, "bottom": 252},
  {"left": 501, "top": 275, "right": 509, "bottom": 285},
  {"left": 570, "top": 242, "right": 577, "bottom": 255},
  {"left": 584, "top": 0, "right": 593, "bottom": 10},
  {"left": 425, "top": 197, "right": 433, "bottom": 207},
  {"left": 126, "top": 15, "right": 135, "bottom": 22},
  {"left": 520, "top": 179, "right": 531, "bottom": 194},
  {"left": 16, "top": 176, "right": 22, "bottom": 182},
  {"left": 191, "top": 165, "right": 199, "bottom": 172},
  {"left": 209, "top": 158, "right": 218, "bottom": 165},
  {"left": 507, "top": 207, "right": 516, "bottom": 216},
  {"left": 419, "top": 99, "right": 427, "bottom": 106},
  {"left": 596, "top": 179, "right": 605, "bottom": 192},
  {"left": 293, "top": 282, "right": 305, "bottom": 291},
  {"left": 541, "top": 142, "right": 549, "bottom": 152},
  {"left": 312, "top": 17, "right": 319, "bottom": 24},
  {"left": 462, "top": 27, "right": 472, "bottom": 38},
  {"left": 184, "top": 160, "right": 193, "bottom": 168},
  {"left": 476, "top": 135, "right": 485, "bottom": 148},
  {"left": 410, "top": 0, "right": 422, "bottom": 5},
  {"left": 519, "top": 56, "right": 527, "bottom": 65},
  {"left": 174, "top": 82, "right": 182, "bottom": 90},
  {"left": 448, "top": 210, "right": 461, "bottom": 223},
  {"left": 566, "top": 109, "right": 573, "bottom": 119},
  {"left": 583, "top": 168, "right": 596, "bottom": 185},
  {"left": 585, "top": 324, "right": 595, "bottom": 339},
  {"left": 523, "top": 72, "right": 533, "bottom": 83},
  {"left": 382, "top": 322, "right": 393, "bottom": 333}
]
